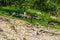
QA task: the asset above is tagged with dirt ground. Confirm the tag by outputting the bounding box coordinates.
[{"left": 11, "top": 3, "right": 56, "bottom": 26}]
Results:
[{"left": 0, "top": 16, "right": 60, "bottom": 40}]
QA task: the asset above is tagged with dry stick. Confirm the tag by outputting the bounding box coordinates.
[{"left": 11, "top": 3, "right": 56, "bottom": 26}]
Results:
[
  {"left": 7, "top": 19, "right": 17, "bottom": 34},
  {"left": 39, "top": 29, "right": 60, "bottom": 35},
  {"left": 0, "top": 33, "right": 7, "bottom": 39},
  {"left": 10, "top": 26, "right": 17, "bottom": 33}
]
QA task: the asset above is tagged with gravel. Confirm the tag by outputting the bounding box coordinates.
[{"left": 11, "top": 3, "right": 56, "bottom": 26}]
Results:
[{"left": 0, "top": 16, "right": 60, "bottom": 40}]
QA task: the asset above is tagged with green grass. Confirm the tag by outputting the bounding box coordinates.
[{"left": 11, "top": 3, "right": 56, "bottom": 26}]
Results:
[
  {"left": 0, "top": 6, "right": 60, "bottom": 29},
  {"left": 0, "top": 6, "right": 24, "bottom": 13}
]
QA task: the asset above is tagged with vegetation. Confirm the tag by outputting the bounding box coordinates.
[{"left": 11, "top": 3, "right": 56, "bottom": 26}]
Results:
[{"left": 0, "top": 0, "right": 60, "bottom": 29}]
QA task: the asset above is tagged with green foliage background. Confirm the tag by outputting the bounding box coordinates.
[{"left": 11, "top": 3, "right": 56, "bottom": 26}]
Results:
[{"left": 0, "top": 0, "right": 60, "bottom": 29}]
